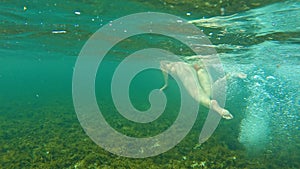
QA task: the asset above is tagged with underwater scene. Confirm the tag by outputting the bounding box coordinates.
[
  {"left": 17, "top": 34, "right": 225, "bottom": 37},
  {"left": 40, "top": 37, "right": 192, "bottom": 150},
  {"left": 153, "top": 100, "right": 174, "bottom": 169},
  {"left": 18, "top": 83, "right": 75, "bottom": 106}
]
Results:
[{"left": 0, "top": 0, "right": 299, "bottom": 168}]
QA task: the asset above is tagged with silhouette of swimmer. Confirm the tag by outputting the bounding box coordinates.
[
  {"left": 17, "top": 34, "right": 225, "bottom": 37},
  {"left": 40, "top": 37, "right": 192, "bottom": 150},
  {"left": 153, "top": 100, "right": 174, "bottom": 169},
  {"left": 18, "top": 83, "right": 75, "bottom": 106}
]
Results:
[{"left": 159, "top": 61, "right": 233, "bottom": 120}]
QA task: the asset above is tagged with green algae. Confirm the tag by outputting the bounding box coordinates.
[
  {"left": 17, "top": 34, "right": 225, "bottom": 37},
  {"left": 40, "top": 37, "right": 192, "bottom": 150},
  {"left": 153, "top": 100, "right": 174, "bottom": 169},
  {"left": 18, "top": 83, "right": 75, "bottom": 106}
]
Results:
[{"left": 1, "top": 100, "right": 299, "bottom": 168}]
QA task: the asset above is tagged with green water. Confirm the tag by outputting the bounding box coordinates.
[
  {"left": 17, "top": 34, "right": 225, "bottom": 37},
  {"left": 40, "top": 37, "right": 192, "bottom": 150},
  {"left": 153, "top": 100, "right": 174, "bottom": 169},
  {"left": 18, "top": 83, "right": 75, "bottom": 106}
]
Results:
[{"left": 1, "top": 0, "right": 299, "bottom": 168}]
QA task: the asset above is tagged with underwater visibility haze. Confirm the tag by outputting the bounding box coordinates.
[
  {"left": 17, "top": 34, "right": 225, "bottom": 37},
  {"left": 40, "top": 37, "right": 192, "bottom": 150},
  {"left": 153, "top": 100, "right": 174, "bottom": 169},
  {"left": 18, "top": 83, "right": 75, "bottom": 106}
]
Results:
[{"left": 0, "top": 0, "right": 299, "bottom": 168}]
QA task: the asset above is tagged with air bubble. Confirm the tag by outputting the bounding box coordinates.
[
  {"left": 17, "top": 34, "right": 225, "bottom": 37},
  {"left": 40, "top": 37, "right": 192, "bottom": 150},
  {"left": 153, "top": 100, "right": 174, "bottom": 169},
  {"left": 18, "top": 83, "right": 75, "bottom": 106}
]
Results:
[
  {"left": 52, "top": 30, "right": 67, "bottom": 34},
  {"left": 74, "top": 11, "right": 81, "bottom": 15}
]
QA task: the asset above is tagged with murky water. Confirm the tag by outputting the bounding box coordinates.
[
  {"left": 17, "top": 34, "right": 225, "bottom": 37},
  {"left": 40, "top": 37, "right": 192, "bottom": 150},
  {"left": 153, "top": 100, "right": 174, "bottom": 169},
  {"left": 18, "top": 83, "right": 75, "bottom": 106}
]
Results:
[{"left": 1, "top": 0, "right": 299, "bottom": 168}]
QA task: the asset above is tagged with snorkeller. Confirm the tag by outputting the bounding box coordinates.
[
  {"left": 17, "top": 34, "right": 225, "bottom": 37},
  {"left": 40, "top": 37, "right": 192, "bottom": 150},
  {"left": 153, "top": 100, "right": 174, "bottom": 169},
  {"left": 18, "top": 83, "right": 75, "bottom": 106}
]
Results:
[{"left": 159, "top": 60, "right": 233, "bottom": 120}]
